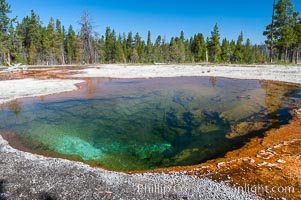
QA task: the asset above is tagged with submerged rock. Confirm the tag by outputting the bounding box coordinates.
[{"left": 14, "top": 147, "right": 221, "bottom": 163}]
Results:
[{"left": 226, "top": 122, "right": 267, "bottom": 139}]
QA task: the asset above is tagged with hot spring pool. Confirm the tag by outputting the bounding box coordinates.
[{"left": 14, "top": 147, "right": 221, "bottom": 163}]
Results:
[{"left": 0, "top": 77, "right": 300, "bottom": 171}]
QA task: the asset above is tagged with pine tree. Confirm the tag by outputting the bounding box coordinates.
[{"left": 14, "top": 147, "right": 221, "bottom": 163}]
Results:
[
  {"left": 208, "top": 24, "right": 221, "bottom": 62},
  {"left": 130, "top": 48, "right": 139, "bottom": 63},
  {"left": 40, "top": 27, "right": 50, "bottom": 64},
  {"left": 55, "top": 19, "right": 65, "bottom": 64},
  {"left": 0, "top": 0, "right": 13, "bottom": 65},
  {"left": 6, "top": 22, "right": 14, "bottom": 63},
  {"left": 161, "top": 36, "right": 169, "bottom": 63},
  {"left": 47, "top": 17, "right": 56, "bottom": 64},
  {"left": 178, "top": 31, "right": 186, "bottom": 63},
  {"left": 268, "top": 0, "right": 297, "bottom": 62},
  {"left": 244, "top": 38, "right": 254, "bottom": 63},
  {"left": 263, "top": 0, "right": 277, "bottom": 63},
  {"left": 65, "top": 25, "right": 77, "bottom": 64},
  {"left": 229, "top": 40, "right": 236, "bottom": 63},
  {"left": 185, "top": 38, "right": 194, "bottom": 63},
  {"left": 191, "top": 33, "right": 206, "bottom": 62},
  {"left": 134, "top": 32, "right": 144, "bottom": 62},
  {"left": 18, "top": 10, "right": 42, "bottom": 64},
  {"left": 146, "top": 30, "right": 152, "bottom": 63},
  {"left": 295, "top": 16, "right": 301, "bottom": 63},
  {"left": 104, "top": 27, "right": 112, "bottom": 62},
  {"left": 220, "top": 38, "right": 231, "bottom": 63},
  {"left": 253, "top": 45, "right": 266, "bottom": 63},
  {"left": 114, "top": 35, "right": 125, "bottom": 63},
  {"left": 169, "top": 37, "right": 179, "bottom": 63},
  {"left": 232, "top": 32, "right": 244, "bottom": 63},
  {"left": 94, "top": 33, "right": 105, "bottom": 63},
  {"left": 28, "top": 41, "right": 36, "bottom": 64},
  {"left": 280, "top": 25, "right": 296, "bottom": 62},
  {"left": 126, "top": 32, "right": 134, "bottom": 61},
  {"left": 276, "top": 0, "right": 297, "bottom": 62},
  {"left": 153, "top": 35, "right": 162, "bottom": 62}
]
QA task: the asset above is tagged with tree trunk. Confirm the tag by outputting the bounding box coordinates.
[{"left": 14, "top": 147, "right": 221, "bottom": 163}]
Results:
[
  {"left": 269, "top": 46, "right": 273, "bottom": 63},
  {"left": 285, "top": 48, "right": 288, "bottom": 63},
  {"left": 296, "top": 46, "right": 299, "bottom": 64},
  {"left": 269, "top": 0, "right": 276, "bottom": 63},
  {"left": 7, "top": 51, "right": 11, "bottom": 66},
  {"left": 289, "top": 48, "right": 294, "bottom": 63},
  {"left": 61, "top": 45, "right": 65, "bottom": 65},
  {"left": 3, "top": 53, "right": 7, "bottom": 65},
  {"left": 1, "top": 53, "right": 4, "bottom": 65}
]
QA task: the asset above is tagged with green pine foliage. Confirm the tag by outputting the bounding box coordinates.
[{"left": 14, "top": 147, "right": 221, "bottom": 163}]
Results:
[
  {"left": 0, "top": 0, "right": 273, "bottom": 65},
  {"left": 264, "top": 0, "right": 301, "bottom": 63},
  {"left": 0, "top": 0, "right": 13, "bottom": 65},
  {"left": 191, "top": 33, "right": 206, "bottom": 62},
  {"left": 208, "top": 24, "right": 221, "bottom": 62},
  {"left": 65, "top": 25, "right": 77, "bottom": 64}
]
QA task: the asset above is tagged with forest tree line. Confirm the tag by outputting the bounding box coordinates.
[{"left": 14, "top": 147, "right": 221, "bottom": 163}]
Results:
[
  {"left": 0, "top": 0, "right": 292, "bottom": 66},
  {"left": 264, "top": 0, "right": 301, "bottom": 63}
]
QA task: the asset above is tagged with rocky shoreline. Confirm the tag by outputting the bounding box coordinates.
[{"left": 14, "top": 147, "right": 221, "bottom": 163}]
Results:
[{"left": 0, "top": 135, "right": 261, "bottom": 199}]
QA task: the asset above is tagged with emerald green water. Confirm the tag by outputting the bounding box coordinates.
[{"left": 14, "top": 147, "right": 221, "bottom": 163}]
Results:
[{"left": 0, "top": 77, "right": 300, "bottom": 171}]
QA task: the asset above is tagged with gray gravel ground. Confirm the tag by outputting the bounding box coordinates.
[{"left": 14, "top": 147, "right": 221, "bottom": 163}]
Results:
[{"left": 0, "top": 136, "right": 262, "bottom": 200}]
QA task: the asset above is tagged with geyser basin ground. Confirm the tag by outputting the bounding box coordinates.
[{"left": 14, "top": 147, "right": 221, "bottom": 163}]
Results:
[{"left": 0, "top": 77, "right": 300, "bottom": 171}]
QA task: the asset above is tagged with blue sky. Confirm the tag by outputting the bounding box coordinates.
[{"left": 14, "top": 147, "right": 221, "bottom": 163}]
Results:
[{"left": 6, "top": 0, "right": 301, "bottom": 44}]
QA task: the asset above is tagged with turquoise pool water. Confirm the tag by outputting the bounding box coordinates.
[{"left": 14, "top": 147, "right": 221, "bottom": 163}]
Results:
[{"left": 0, "top": 77, "right": 300, "bottom": 171}]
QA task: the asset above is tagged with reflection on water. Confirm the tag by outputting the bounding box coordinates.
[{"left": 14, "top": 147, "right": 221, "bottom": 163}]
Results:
[
  {"left": 8, "top": 100, "right": 23, "bottom": 117},
  {"left": 0, "top": 77, "right": 300, "bottom": 171}
]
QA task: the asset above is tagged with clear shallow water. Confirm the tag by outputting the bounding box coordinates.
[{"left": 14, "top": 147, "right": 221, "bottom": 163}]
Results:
[{"left": 0, "top": 77, "right": 300, "bottom": 171}]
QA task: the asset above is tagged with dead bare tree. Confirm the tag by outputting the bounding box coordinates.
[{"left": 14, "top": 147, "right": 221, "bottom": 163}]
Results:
[{"left": 79, "top": 10, "right": 94, "bottom": 64}]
